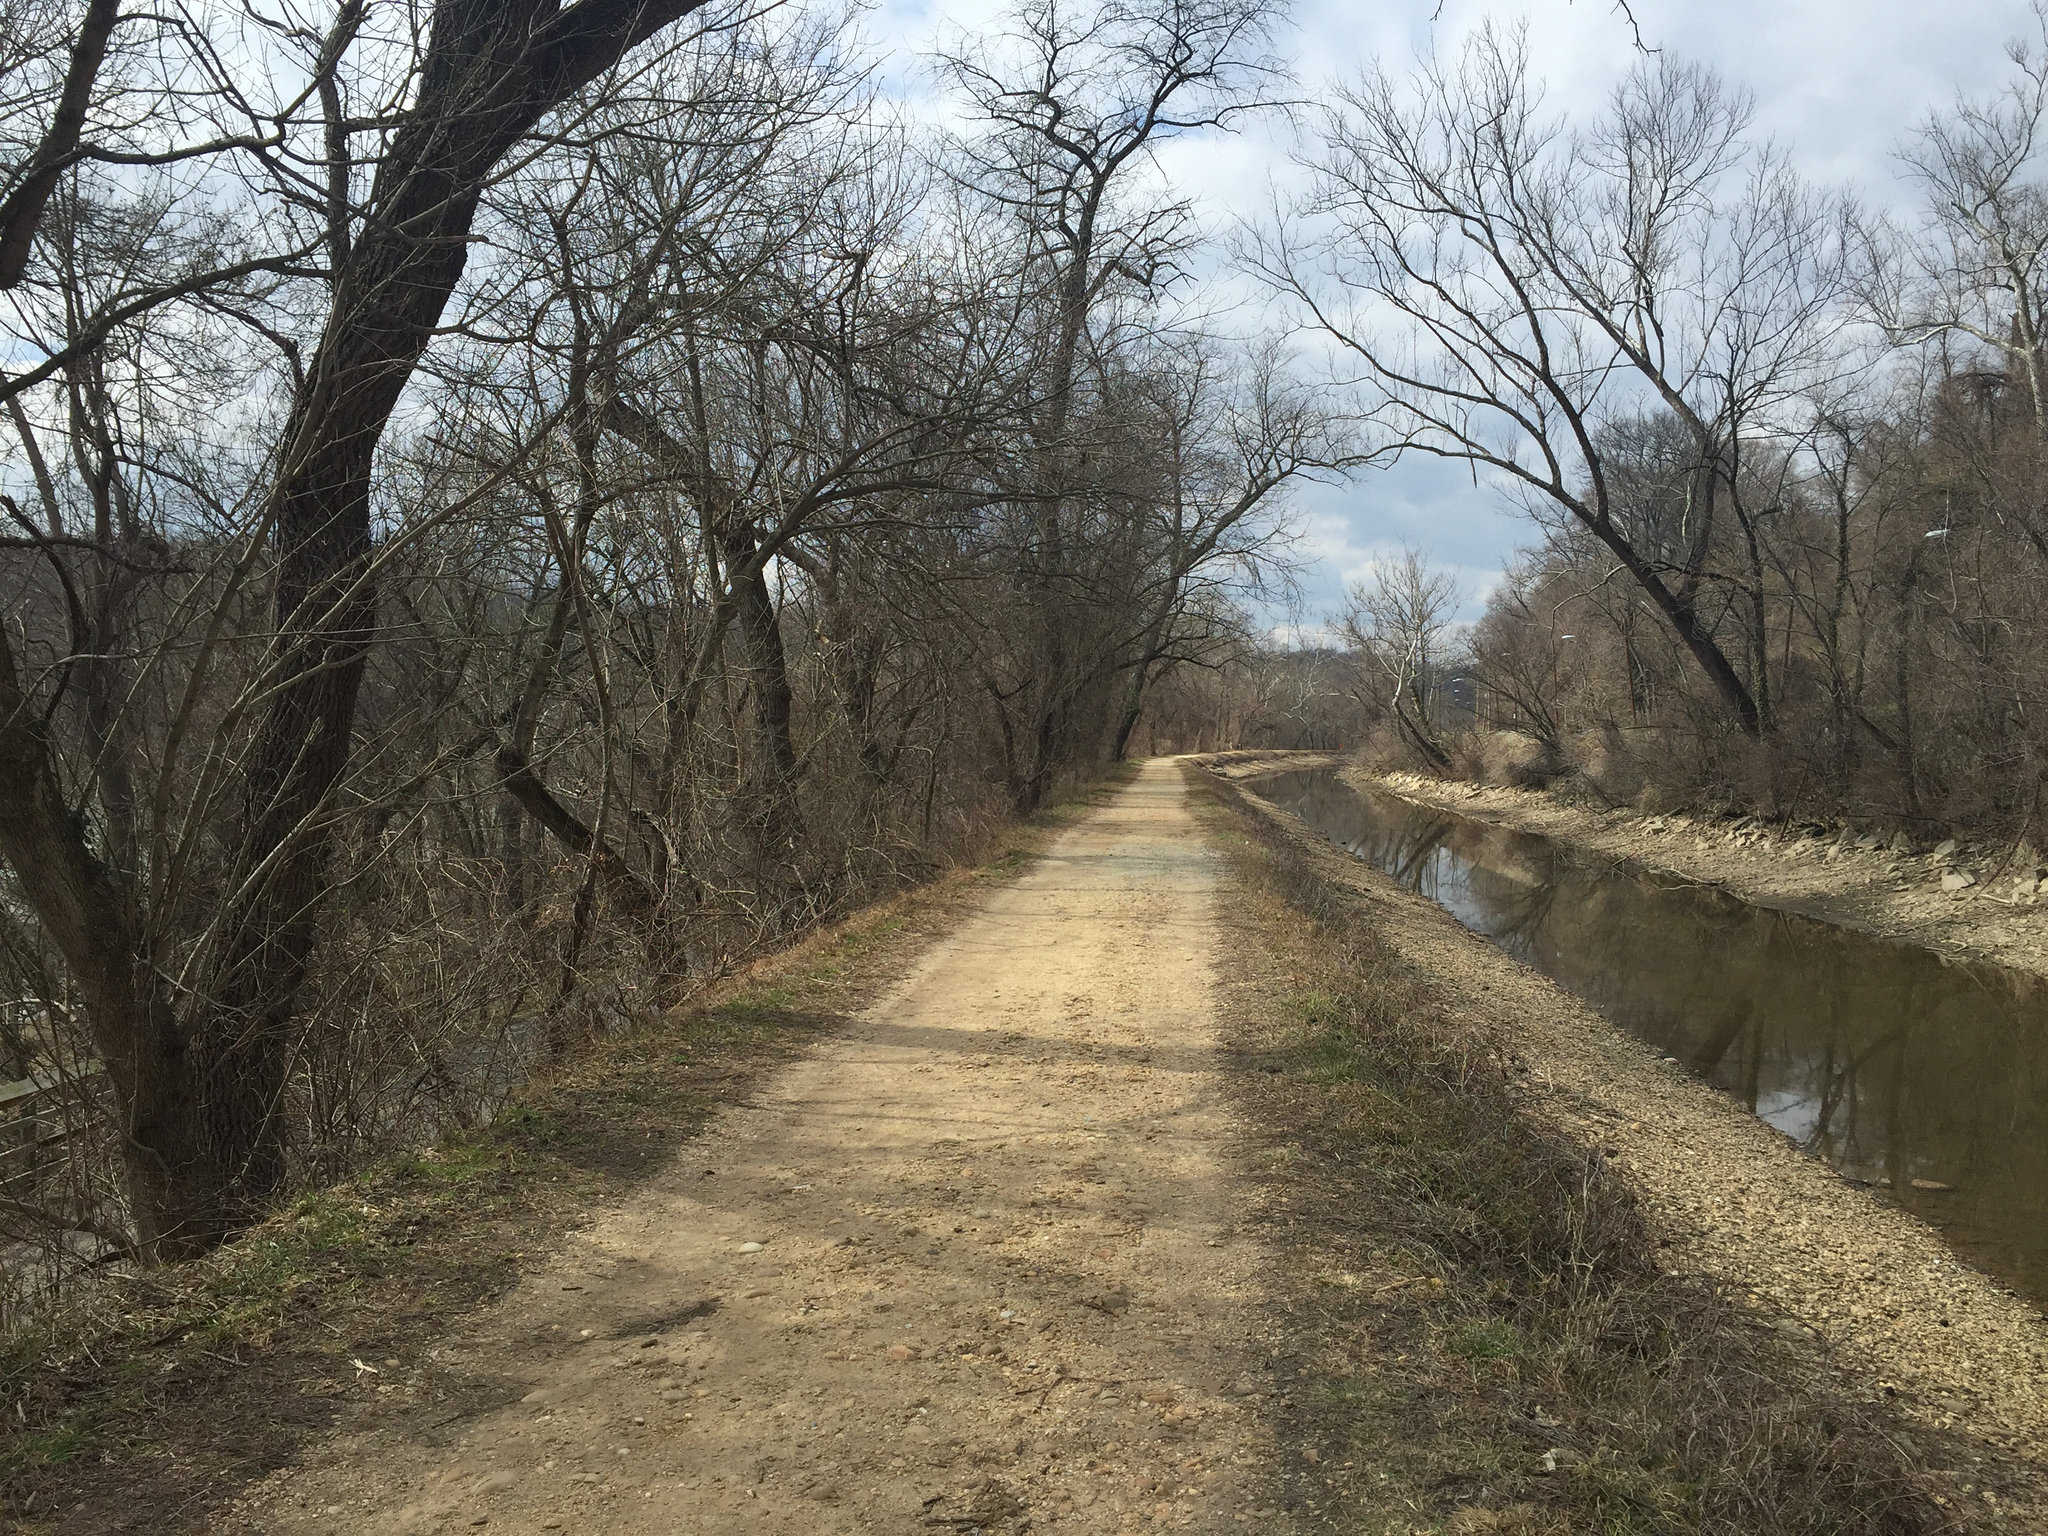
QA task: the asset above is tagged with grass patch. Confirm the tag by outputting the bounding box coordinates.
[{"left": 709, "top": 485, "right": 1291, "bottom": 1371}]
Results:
[{"left": 1192, "top": 765, "right": 1968, "bottom": 1536}]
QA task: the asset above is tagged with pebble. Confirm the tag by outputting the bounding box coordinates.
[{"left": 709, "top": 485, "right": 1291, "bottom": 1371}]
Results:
[{"left": 739, "top": 1241, "right": 766, "bottom": 1253}]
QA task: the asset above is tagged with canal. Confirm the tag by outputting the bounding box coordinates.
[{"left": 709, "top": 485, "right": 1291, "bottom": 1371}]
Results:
[{"left": 1254, "top": 767, "right": 2048, "bottom": 1309}]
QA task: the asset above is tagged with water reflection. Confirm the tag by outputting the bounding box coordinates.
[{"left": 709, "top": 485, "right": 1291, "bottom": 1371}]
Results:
[{"left": 1257, "top": 769, "right": 2048, "bottom": 1309}]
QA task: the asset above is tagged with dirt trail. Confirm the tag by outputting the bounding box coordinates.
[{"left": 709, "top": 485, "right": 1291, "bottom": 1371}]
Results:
[{"left": 236, "top": 762, "right": 1291, "bottom": 1536}]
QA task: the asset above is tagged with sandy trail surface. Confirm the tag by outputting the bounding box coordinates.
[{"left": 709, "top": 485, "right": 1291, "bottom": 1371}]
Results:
[{"left": 238, "top": 763, "right": 1291, "bottom": 1536}]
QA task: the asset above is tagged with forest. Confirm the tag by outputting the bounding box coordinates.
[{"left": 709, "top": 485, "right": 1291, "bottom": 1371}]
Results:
[{"left": 1, "top": 0, "right": 2044, "bottom": 1287}]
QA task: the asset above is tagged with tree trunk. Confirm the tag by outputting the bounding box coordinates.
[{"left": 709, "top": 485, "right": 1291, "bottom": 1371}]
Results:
[
  {"left": 0, "top": 0, "right": 708, "bottom": 1257},
  {"left": 726, "top": 525, "right": 804, "bottom": 863},
  {"left": 1585, "top": 516, "right": 1764, "bottom": 737}
]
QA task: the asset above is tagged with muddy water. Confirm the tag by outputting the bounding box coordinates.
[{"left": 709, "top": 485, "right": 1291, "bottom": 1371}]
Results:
[{"left": 1256, "top": 768, "right": 2048, "bottom": 1308}]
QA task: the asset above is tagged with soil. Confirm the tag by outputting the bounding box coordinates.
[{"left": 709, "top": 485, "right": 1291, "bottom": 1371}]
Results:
[
  {"left": 1218, "top": 762, "right": 2048, "bottom": 1522},
  {"left": 223, "top": 762, "right": 1301, "bottom": 1536},
  {"left": 1356, "top": 765, "right": 2048, "bottom": 981}
]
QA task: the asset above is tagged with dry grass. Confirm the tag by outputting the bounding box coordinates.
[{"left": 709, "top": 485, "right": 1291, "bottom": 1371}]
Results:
[{"left": 1192, "top": 766, "right": 1974, "bottom": 1536}]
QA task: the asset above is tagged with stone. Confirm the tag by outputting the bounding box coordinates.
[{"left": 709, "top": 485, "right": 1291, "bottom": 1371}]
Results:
[
  {"left": 739, "top": 1241, "right": 766, "bottom": 1253},
  {"left": 888, "top": 1344, "right": 918, "bottom": 1362},
  {"left": 1932, "top": 838, "right": 1959, "bottom": 858},
  {"left": 1941, "top": 871, "right": 1976, "bottom": 892},
  {"left": 1910, "top": 1178, "right": 1954, "bottom": 1192}
]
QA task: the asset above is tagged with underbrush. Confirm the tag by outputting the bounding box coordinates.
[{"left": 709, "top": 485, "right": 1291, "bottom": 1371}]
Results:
[{"left": 1193, "top": 767, "right": 1967, "bottom": 1536}]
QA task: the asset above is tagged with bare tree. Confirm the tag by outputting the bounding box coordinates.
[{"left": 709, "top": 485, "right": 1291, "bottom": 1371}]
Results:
[
  {"left": 0, "top": 0, "right": 729, "bottom": 1257},
  {"left": 941, "top": 0, "right": 1290, "bottom": 810},
  {"left": 1337, "top": 548, "right": 1462, "bottom": 769},
  {"left": 1257, "top": 26, "right": 1864, "bottom": 739}
]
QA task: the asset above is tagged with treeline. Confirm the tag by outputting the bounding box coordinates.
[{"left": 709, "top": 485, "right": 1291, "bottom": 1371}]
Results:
[
  {"left": 1260, "top": 16, "right": 2048, "bottom": 839},
  {"left": 0, "top": 0, "right": 1321, "bottom": 1270}
]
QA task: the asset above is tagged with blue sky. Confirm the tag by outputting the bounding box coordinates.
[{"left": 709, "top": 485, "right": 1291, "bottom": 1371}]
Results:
[{"left": 861, "top": 0, "right": 2039, "bottom": 626}]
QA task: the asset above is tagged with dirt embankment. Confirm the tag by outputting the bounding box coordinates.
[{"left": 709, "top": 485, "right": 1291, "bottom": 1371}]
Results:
[
  {"left": 1217, "top": 766, "right": 2048, "bottom": 1526},
  {"left": 1361, "top": 767, "right": 2048, "bottom": 981}
]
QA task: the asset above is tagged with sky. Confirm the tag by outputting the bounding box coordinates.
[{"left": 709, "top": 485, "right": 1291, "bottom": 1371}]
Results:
[{"left": 860, "top": 0, "right": 2042, "bottom": 627}]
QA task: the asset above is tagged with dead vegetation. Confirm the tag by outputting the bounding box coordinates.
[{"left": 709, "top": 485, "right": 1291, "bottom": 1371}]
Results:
[{"left": 1193, "top": 766, "right": 1993, "bottom": 1535}]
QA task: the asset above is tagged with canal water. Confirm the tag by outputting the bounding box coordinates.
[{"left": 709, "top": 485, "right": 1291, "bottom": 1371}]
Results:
[{"left": 1254, "top": 767, "right": 2048, "bottom": 1309}]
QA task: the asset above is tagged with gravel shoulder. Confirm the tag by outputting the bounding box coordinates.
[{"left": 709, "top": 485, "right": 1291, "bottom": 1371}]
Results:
[
  {"left": 228, "top": 762, "right": 1300, "bottom": 1536},
  {"left": 1220, "top": 766, "right": 2048, "bottom": 1521}
]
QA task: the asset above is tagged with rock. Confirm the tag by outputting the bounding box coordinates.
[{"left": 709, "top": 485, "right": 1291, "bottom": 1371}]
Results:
[
  {"left": 1910, "top": 1178, "right": 1954, "bottom": 1192},
  {"left": 1855, "top": 834, "right": 1880, "bottom": 850},
  {"left": 888, "top": 1344, "right": 918, "bottom": 1361},
  {"left": 472, "top": 1472, "right": 517, "bottom": 1495},
  {"left": 1941, "top": 871, "right": 1977, "bottom": 892},
  {"left": 738, "top": 1241, "right": 766, "bottom": 1253},
  {"left": 1933, "top": 838, "right": 1959, "bottom": 858}
]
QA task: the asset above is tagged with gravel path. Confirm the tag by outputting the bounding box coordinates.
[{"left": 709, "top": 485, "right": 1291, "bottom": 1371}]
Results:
[{"left": 235, "top": 762, "right": 1292, "bottom": 1536}]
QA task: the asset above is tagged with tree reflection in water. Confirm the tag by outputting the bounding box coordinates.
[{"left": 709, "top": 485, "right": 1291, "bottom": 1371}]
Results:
[{"left": 1257, "top": 769, "right": 2048, "bottom": 1310}]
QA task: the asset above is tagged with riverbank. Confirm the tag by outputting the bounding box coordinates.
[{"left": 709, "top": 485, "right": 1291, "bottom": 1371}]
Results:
[
  {"left": 1206, "top": 759, "right": 2048, "bottom": 1529},
  {"left": 1355, "top": 766, "right": 2048, "bottom": 982}
]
